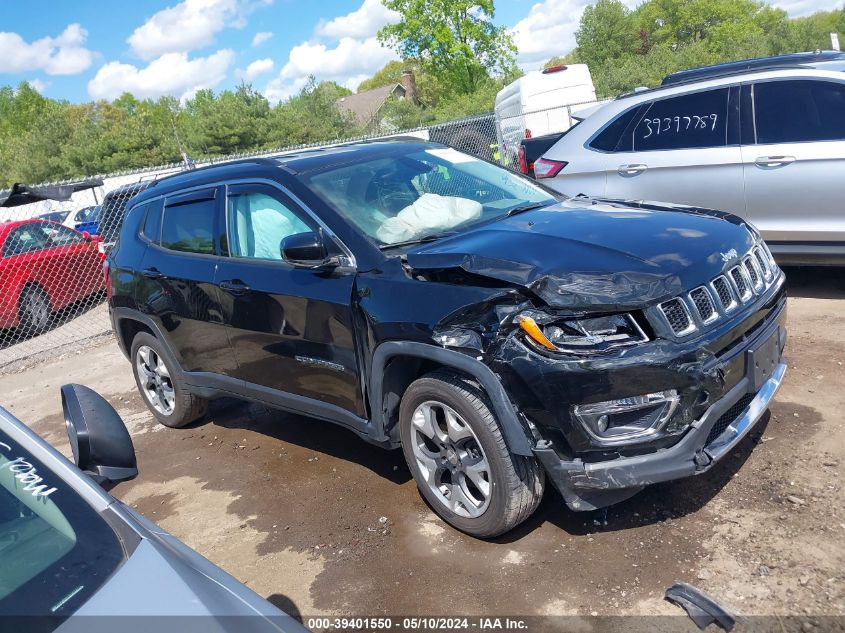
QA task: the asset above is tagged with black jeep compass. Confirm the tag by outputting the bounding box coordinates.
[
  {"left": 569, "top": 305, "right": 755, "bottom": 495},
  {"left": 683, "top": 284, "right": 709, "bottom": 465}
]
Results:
[{"left": 107, "top": 139, "right": 787, "bottom": 537}]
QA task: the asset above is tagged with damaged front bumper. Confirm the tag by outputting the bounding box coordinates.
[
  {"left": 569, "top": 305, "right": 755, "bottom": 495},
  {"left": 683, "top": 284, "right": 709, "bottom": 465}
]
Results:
[{"left": 528, "top": 299, "right": 788, "bottom": 512}]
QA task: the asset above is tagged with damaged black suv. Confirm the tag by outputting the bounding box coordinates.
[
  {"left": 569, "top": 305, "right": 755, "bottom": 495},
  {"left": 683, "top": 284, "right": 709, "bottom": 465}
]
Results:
[{"left": 108, "top": 139, "right": 786, "bottom": 537}]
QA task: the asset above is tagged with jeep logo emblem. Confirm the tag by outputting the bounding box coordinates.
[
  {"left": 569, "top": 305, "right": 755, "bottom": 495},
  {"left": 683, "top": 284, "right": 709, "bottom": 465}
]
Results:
[{"left": 720, "top": 248, "right": 738, "bottom": 263}]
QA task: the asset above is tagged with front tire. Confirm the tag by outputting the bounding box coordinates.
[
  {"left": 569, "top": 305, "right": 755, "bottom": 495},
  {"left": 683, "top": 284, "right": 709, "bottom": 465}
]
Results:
[
  {"left": 399, "top": 370, "right": 544, "bottom": 538},
  {"left": 130, "top": 332, "right": 207, "bottom": 428}
]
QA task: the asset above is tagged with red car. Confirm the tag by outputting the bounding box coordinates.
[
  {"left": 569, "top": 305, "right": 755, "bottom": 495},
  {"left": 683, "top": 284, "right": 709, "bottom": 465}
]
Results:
[{"left": 0, "top": 219, "right": 105, "bottom": 333}]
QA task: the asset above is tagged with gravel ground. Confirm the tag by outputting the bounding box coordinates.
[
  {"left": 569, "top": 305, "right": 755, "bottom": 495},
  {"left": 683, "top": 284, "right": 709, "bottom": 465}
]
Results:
[{"left": 2, "top": 267, "right": 843, "bottom": 629}]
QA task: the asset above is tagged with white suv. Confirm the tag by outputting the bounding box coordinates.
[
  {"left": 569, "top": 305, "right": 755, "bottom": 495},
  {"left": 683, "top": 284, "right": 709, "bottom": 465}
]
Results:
[{"left": 537, "top": 51, "right": 845, "bottom": 265}]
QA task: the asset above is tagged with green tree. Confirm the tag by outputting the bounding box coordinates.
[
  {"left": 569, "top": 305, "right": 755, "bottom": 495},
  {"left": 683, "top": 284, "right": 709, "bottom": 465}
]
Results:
[
  {"left": 378, "top": 0, "right": 517, "bottom": 95},
  {"left": 379, "top": 96, "right": 435, "bottom": 129},
  {"left": 574, "top": 0, "right": 641, "bottom": 69},
  {"left": 264, "top": 78, "right": 359, "bottom": 148},
  {"left": 183, "top": 85, "right": 270, "bottom": 156}
]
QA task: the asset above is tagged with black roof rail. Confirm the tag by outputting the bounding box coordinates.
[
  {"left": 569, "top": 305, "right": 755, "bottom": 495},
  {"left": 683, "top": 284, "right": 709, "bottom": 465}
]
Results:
[{"left": 661, "top": 50, "right": 845, "bottom": 86}]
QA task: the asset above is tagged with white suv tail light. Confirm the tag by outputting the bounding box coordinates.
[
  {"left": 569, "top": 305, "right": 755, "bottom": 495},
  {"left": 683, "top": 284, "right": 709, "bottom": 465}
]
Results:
[{"left": 534, "top": 159, "right": 567, "bottom": 179}]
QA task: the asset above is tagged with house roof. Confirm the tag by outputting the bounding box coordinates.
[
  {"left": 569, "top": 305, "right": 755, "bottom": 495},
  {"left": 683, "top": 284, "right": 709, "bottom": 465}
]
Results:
[{"left": 336, "top": 83, "right": 405, "bottom": 126}]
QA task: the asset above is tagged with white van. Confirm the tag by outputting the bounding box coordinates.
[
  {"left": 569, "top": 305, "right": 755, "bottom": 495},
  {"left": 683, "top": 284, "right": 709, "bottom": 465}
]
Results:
[{"left": 495, "top": 64, "right": 598, "bottom": 160}]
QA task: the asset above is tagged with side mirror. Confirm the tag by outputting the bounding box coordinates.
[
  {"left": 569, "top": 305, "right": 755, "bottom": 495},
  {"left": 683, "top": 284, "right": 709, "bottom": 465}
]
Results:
[
  {"left": 61, "top": 384, "right": 138, "bottom": 490},
  {"left": 81, "top": 231, "right": 91, "bottom": 241},
  {"left": 281, "top": 231, "right": 340, "bottom": 269}
]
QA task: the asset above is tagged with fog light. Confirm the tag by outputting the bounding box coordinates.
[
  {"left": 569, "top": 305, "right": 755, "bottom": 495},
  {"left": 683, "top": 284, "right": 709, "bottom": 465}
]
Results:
[
  {"left": 596, "top": 414, "right": 609, "bottom": 433},
  {"left": 571, "top": 390, "right": 680, "bottom": 444}
]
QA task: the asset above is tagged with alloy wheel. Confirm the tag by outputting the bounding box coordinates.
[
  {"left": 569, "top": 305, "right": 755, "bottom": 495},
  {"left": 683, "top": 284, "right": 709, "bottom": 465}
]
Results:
[
  {"left": 136, "top": 345, "right": 176, "bottom": 415},
  {"left": 410, "top": 400, "right": 492, "bottom": 518}
]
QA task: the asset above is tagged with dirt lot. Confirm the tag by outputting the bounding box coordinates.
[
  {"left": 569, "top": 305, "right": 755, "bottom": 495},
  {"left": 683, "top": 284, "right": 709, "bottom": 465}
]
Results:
[{"left": 2, "top": 267, "right": 843, "bottom": 628}]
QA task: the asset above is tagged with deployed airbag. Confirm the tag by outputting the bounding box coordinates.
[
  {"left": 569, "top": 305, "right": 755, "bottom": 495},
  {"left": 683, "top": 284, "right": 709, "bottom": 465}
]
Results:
[{"left": 377, "top": 193, "right": 482, "bottom": 243}]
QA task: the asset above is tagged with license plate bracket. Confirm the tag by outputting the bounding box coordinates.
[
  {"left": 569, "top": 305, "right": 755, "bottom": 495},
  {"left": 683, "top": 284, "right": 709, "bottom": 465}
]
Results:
[{"left": 747, "top": 328, "right": 780, "bottom": 392}]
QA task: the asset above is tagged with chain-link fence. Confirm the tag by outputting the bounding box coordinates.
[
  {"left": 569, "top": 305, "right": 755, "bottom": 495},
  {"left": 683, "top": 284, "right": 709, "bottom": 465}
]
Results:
[{"left": 0, "top": 99, "right": 601, "bottom": 368}]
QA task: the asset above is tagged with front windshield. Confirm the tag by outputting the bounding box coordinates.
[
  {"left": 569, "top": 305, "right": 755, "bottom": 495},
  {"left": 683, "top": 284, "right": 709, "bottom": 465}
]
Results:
[
  {"left": 307, "top": 146, "right": 559, "bottom": 247},
  {"left": 0, "top": 427, "right": 124, "bottom": 619}
]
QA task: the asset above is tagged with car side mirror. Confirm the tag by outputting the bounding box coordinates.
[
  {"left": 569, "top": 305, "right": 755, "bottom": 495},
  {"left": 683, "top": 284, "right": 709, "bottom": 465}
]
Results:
[
  {"left": 61, "top": 384, "right": 138, "bottom": 490},
  {"left": 281, "top": 231, "right": 340, "bottom": 269},
  {"left": 81, "top": 231, "right": 91, "bottom": 241}
]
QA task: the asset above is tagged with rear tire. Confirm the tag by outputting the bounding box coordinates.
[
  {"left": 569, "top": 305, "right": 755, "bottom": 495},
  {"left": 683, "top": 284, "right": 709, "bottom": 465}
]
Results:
[
  {"left": 130, "top": 332, "right": 207, "bottom": 428},
  {"left": 399, "top": 370, "right": 544, "bottom": 538},
  {"left": 18, "top": 285, "right": 51, "bottom": 335}
]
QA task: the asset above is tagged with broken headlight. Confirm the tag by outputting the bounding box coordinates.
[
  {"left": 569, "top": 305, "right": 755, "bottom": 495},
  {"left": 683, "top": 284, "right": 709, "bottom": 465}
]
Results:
[
  {"left": 516, "top": 312, "right": 648, "bottom": 354},
  {"left": 571, "top": 390, "right": 680, "bottom": 444}
]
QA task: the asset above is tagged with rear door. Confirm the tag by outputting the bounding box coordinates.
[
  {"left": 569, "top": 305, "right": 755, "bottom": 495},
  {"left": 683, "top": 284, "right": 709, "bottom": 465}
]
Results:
[
  {"left": 603, "top": 86, "right": 746, "bottom": 215},
  {"left": 214, "top": 182, "right": 364, "bottom": 417},
  {"left": 135, "top": 187, "right": 234, "bottom": 375},
  {"left": 741, "top": 78, "right": 845, "bottom": 244}
]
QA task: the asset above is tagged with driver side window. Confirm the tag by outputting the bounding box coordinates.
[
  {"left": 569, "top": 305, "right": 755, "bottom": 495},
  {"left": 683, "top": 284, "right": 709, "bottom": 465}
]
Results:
[{"left": 226, "top": 190, "right": 312, "bottom": 261}]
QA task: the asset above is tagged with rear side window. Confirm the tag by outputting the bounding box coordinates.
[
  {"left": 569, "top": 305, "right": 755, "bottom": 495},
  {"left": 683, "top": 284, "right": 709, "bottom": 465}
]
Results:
[
  {"left": 754, "top": 80, "right": 845, "bottom": 144},
  {"left": 589, "top": 106, "right": 641, "bottom": 152},
  {"left": 161, "top": 192, "right": 216, "bottom": 255},
  {"left": 141, "top": 202, "right": 163, "bottom": 243},
  {"left": 633, "top": 88, "right": 730, "bottom": 151}
]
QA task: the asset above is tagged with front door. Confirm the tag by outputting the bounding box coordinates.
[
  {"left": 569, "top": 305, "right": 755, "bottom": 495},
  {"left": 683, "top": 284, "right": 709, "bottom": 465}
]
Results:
[{"left": 214, "top": 182, "right": 363, "bottom": 417}]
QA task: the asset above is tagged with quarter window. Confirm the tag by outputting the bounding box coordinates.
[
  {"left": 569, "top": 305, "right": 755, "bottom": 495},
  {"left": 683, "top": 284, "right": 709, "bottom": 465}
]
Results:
[
  {"left": 161, "top": 197, "right": 216, "bottom": 255},
  {"left": 589, "top": 106, "right": 641, "bottom": 152},
  {"left": 754, "top": 80, "right": 845, "bottom": 144},
  {"left": 142, "top": 202, "right": 163, "bottom": 243},
  {"left": 633, "top": 88, "right": 730, "bottom": 151},
  {"left": 227, "top": 191, "right": 311, "bottom": 261}
]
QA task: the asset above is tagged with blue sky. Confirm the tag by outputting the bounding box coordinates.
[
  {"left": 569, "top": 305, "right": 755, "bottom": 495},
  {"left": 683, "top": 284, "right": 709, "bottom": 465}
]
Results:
[{"left": 0, "top": 0, "right": 836, "bottom": 104}]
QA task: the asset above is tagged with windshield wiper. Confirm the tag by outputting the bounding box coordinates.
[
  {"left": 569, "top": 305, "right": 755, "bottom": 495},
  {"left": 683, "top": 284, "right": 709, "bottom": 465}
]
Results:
[
  {"left": 379, "top": 231, "right": 459, "bottom": 250},
  {"left": 506, "top": 202, "right": 550, "bottom": 217}
]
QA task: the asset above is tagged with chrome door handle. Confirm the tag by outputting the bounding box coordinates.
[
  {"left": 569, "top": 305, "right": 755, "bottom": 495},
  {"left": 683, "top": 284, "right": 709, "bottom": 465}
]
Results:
[
  {"left": 617, "top": 163, "right": 648, "bottom": 175},
  {"left": 754, "top": 155, "right": 795, "bottom": 168},
  {"left": 142, "top": 268, "right": 164, "bottom": 280}
]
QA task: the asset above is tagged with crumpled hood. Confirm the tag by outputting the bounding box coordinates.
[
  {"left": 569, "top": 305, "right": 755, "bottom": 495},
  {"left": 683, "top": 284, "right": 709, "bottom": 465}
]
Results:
[{"left": 405, "top": 198, "right": 756, "bottom": 311}]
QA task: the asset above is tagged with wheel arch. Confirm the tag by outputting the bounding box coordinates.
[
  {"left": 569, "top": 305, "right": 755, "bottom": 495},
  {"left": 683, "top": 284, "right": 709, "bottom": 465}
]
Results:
[
  {"left": 369, "top": 341, "right": 534, "bottom": 456},
  {"left": 111, "top": 308, "right": 184, "bottom": 375}
]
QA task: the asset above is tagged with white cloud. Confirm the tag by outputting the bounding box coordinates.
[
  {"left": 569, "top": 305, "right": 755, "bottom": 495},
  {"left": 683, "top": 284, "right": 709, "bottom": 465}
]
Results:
[
  {"left": 264, "top": 75, "right": 310, "bottom": 103},
  {"left": 281, "top": 36, "right": 395, "bottom": 80},
  {"left": 509, "top": 0, "right": 610, "bottom": 68},
  {"left": 128, "top": 0, "right": 270, "bottom": 60},
  {"left": 252, "top": 31, "right": 273, "bottom": 46},
  {"left": 264, "top": 35, "right": 396, "bottom": 103},
  {"left": 316, "top": 0, "right": 400, "bottom": 39},
  {"left": 0, "top": 23, "right": 94, "bottom": 75},
  {"left": 241, "top": 57, "right": 274, "bottom": 81},
  {"left": 88, "top": 50, "right": 235, "bottom": 101},
  {"left": 765, "top": 0, "right": 841, "bottom": 17},
  {"left": 29, "top": 79, "right": 49, "bottom": 93}
]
